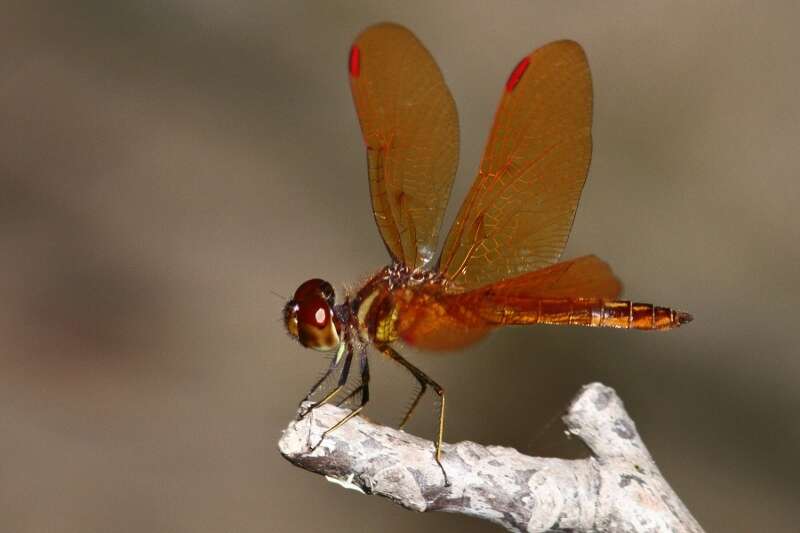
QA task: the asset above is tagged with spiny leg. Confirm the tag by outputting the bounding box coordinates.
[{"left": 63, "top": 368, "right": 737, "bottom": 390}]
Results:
[
  {"left": 297, "top": 343, "right": 353, "bottom": 421},
  {"left": 300, "top": 355, "right": 338, "bottom": 405},
  {"left": 379, "top": 344, "right": 448, "bottom": 485},
  {"left": 398, "top": 377, "right": 426, "bottom": 429},
  {"left": 335, "top": 348, "right": 370, "bottom": 407},
  {"left": 312, "top": 348, "right": 370, "bottom": 451}
]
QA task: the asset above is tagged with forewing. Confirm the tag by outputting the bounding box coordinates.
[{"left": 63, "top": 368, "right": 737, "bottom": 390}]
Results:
[
  {"left": 349, "top": 23, "right": 459, "bottom": 269},
  {"left": 438, "top": 40, "right": 592, "bottom": 290}
]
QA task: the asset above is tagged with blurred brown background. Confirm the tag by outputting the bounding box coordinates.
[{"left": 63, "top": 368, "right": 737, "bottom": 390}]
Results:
[{"left": 2, "top": 1, "right": 798, "bottom": 531}]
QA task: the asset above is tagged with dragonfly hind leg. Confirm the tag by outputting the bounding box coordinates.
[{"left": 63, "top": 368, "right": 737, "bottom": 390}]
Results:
[
  {"left": 378, "top": 344, "right": 449, "bottom": 485},
  {"left": 399, "top": 380, "right": 426, "bottom": 430}
]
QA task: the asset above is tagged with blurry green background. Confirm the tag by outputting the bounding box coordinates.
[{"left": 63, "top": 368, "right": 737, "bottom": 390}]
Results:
[{"left": 2, "top": 1, "right": 798, "bottom": 531}]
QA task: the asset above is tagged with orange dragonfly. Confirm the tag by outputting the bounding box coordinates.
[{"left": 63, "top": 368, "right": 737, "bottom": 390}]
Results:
[{"left": 283, "top": 23, "right": 691, "bottom": 482}]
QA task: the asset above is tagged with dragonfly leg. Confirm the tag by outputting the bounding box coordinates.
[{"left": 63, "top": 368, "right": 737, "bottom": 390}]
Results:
[
  {"left": 379, "top": 344, "right": 449, "bottom": 486},
  {"left": 300, "top": 356, "right": 337, "bottom": 404},
  {"left": 311, "top": 348, "right": 370, "bottom": 451},
  {"left": 297, "top": 343, "right": 353, "bottom": 421},
  {"left": 398, "top": 378, "right": 426, "bottom": 429},
  {"left": 336, "top": 349, "right": 371, "bottom": 407}
]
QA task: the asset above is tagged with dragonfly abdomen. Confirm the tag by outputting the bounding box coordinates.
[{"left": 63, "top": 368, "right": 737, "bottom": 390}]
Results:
[{"left": 492, "top": 298, "right": 691, "bottom": 331}]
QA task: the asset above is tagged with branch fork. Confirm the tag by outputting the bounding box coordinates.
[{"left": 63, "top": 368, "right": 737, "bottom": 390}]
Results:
[{"left": 279, "top": 383, "right": 704, "bottom": 533}]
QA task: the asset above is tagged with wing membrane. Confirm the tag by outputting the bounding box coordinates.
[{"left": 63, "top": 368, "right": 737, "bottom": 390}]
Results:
[
  {"left": 477, "top": 255, "right": 621, "bottom": 300},
  {"left": 395, "top": 255, "right": 620, "bottom": 350},
  {"left": 438, "top": 40, "right": 592, "bottom": 290},
  {"left": 349, "top": 23, "right": 459, "bottom": 269}
]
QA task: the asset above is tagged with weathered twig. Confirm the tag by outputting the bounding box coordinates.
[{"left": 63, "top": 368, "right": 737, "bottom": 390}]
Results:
[{"left": 279, "top": 382, "right": 704, "bottom": 533}]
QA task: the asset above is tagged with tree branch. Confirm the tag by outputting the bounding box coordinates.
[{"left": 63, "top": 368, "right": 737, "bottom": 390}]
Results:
[{"left": 279, "top": 382, "right": 704, "bottom": 532}]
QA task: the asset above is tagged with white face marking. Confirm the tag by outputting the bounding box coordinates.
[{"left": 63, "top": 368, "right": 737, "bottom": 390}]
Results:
[{"left": 315, "top": 307, "right": 326, "bottom": 325}]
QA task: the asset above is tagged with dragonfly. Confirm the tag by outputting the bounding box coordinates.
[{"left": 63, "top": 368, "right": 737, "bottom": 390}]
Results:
[{"left": 283, "top": 23, "right": 691, "bottom": 483}]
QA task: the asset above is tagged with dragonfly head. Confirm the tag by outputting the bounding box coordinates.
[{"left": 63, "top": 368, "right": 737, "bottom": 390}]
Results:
[{"left": 283, "top": 278, "right": 341, "bottom": 352}]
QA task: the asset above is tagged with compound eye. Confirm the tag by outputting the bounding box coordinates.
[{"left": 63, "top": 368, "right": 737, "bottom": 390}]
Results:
[
  {"left": 297, "top": 297, "right": 330, "bottom": 329},
  {"left": 288, "top": 280, "right": 340, "bottom": 351},
  {"left": 319, "top": 281, "right": 335, "bottom": 307},
  {"left": 294, "top": 279, "right": 323, "bottom": 300},
  {"left": 295, "top": 296, "right": 340, "bottom": 351},
  {"left": 294, "top": 279, "right": 336, "bottom": 307}
]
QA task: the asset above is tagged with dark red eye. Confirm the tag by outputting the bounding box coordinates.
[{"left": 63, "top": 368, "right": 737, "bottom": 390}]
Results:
[
  {"left": 297, "top": 297, "right": 330, "bottom": 329},
  {"left": 294, "top": 279, "right": 335, "bottom": 306}
]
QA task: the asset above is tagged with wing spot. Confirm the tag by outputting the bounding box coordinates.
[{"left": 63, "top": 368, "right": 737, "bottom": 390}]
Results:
[
  {"left": 506, "top": 56, "right": 531, "bottom": 92},
  {"left": 349, "top": 45, "right": 361, "bottom": 77}
]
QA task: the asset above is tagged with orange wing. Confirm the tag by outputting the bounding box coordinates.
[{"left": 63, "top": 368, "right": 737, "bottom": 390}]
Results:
[
  {"left": 438, "top": 41, "right": 592, "bottom": 291},
  {"left": 394, "top": 256, "right": 693, "bottom": 351},
  {"left": 474, "top": 255, "right": 621, "bottom": 300},
  {"left": 349, "top": 23, "right": 459, "bottom": 269},
  {"left": 395, "top": 255, "right": 619, "bottom": 350}
]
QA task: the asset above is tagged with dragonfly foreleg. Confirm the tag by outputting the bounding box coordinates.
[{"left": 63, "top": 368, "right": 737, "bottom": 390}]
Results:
[
  {"left": 296, "top": 343, "right": 354, "bottom": 421},
  {"left": 311, "top": 347, "right": 370, "bottom": 451}
]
